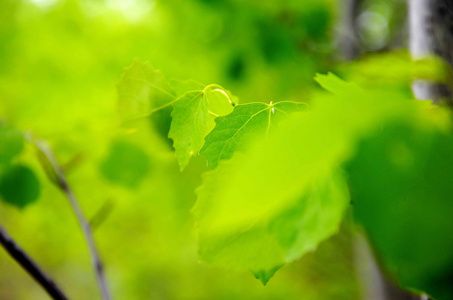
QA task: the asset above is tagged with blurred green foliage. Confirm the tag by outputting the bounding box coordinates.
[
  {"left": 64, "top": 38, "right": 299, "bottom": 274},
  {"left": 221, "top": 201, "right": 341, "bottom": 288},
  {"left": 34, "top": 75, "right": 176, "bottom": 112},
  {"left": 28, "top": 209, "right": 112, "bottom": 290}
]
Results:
[
  {"left": 0, "top": 164, "right": 40, "bottom": 208},
  {"left": 1, "top": 0, "right": 452, "bottom": 299},
  {"left": 348, "top": 120, "right": 453, "bottom": 300},
  {"left": 0, "top": 0, "right": 359, "bottom": 299},
  {"left": 192, "top": 72, "right": 453, "bottom": 299},
  {"left": 100, "top": 140, "right": 151, "bottom": 189},
  {"left": 0, "top": 123, "right": 24, "bottom": 165}
]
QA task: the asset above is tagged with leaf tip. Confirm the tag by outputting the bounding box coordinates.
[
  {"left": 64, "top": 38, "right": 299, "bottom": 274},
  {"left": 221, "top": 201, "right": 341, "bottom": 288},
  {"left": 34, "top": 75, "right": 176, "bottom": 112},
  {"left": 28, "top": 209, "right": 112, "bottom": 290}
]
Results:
[{"left": 252, "top": 265, "right": 282, "bottom": 286}]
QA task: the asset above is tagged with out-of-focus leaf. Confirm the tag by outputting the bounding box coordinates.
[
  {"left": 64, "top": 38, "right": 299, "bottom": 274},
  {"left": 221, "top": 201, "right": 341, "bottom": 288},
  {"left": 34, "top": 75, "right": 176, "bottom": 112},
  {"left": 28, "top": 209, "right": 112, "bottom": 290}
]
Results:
[
  {"left": 413, "top": 56, "right": 453, "bottom": 85},
  {"left": 169, "top": 86, "right": 234, "bottom": 170},
  {"left": 0, "top": 124, "right": 24, "bottom": 165},
  {"left": 252, "top": 265, "right": 282, "bottom": 286},
  {"left": 193, "top": 73, "right": 448, "bottom": 285},
  {"left": 320, "top": 72, "right": 453, "bottom": 299},
  {"left": 195, "top": 141, "right": 349, "bottom": 280},
  {"left": 347, "top": 121, "right": 453, "bottom": 300},
  {"left": 200, "top": 101, "right": 307, "bottom": 168},
  {"left": 340, "top": 51, "right": 453, "bottom": 91},
  {"left": 32, "top": 139, "right": 64, "bottom": 188},
  {"left": 118, "top": 62, "right": 237, "bottom": 169},
  {"left": 193, "top": 82, "right": 355, "bottom": 281},
  {"left": 117, "top": 59, "right": 176, "bottom": 120},
  {"left": 100, "top": 140, "right": 151, "bottom": 189},
  {"left": 170, "top": 79, "right": 205, "bottom": 96},
  {"left": 0, "top": 164, "right": 40, "bottom": 208}
]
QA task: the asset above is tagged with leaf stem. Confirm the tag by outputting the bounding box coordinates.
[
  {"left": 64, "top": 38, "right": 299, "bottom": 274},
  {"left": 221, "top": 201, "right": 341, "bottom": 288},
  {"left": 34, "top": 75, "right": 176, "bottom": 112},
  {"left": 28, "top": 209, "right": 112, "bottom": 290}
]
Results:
[
  {"left": 121, "top": 84, "right": 237, "bottom": 127},
  {"left": 208, "top": 111, "right": 220, "bottom": 117},
  {"left": 202, "top": 84, "right": 236, "bottom": 106},
  {"left": 0, "top": 224, "right": 69, "bottom": 300},
  {"left": 33, "top": 139, "right": 112, "bottom": 300}
]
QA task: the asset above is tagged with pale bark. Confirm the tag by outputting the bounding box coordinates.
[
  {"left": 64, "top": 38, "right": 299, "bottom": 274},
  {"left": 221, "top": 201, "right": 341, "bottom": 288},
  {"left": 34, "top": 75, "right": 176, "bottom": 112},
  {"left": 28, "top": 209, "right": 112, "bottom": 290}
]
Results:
[
  {"left": 354, "top": 233, "right": 422, "bottom": 300},
  {"left": 410, "top": 0, "right": 453, "bottom": 103},
  {"left": 337, "top": 0, "right": 362, "bottom": 60}
]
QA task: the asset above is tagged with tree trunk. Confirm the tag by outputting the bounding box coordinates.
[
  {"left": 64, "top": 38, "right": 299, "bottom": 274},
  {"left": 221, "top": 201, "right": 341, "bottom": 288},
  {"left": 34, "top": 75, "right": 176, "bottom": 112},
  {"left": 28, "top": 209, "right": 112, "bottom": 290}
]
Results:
[
  {"left": 410, "top": 0, "right": 453, "bottom": 103},
  {"left": 337, "top": 0, "right": 362, "bottom": 60},
  {"left": 354, "top": 234, "right": 422, "bottom": 300},
  {"left": 337, "top": 1, "right": 435, "bottom": 299}
]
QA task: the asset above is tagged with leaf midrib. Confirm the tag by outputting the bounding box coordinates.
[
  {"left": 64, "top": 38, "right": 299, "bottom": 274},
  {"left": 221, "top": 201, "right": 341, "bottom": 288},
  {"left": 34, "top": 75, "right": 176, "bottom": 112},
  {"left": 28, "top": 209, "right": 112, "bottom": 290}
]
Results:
[{"left": 216, "top": 104, "right": 271, "bottom": 162}]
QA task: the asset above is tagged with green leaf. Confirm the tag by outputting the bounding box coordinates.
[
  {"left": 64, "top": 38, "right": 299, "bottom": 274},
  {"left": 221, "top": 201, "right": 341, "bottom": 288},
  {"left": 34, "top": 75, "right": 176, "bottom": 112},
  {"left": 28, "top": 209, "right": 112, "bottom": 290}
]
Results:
[
  {"left": 347, "top": 121, "right": 453, "bottom": 300},
  {"left": 169, "top": 91, "right": 208, "bottom": 171},
  {"left": 170, "top": 79, "right": 205, "bottom": 96},
  {"left": 118, "top": 62, "right": 236, "bottom": 169},
  {"left": 193, "top": 73, "right": 439, "bottom": 284},
  {"left": 117, "top": 59, "right": 176, "bottom": 120},
  {"left": 169, "top": 87, "right": 234, "bottom": 170},
  {"left": 318, "top": 72, "right": 453, "bottom": 298},
  {"left": 340, "top": 51, "right": 453, "bottom": 89},
  {"left": 252, "top": 265, "right": 282, "bottom": 286},
  {"left": 314, "top": 72, "right": 361, "bottom": 97},
  {"left": 100, "top": 140, "right": 151, "bottom": 189},
  {"left": 117, "top": 62, "right": 208, "bottom": 147},
  {"left": 0, "top": 124, "right": 24, "bottom": 166},
  {"left": 148, "top": 80, "right": 208, "bottom": 149},
  {"left": 200, "top": 101, "right": 307, "bottom": 168},
  {"left": 193, "top": 98, "right": 353, "bottom": 276},
  {"left": 0, "top": 164, "right": 40, "bottom": 209},
  {"left": 194, "top": 148, "right": 349, "bottom": 275}
]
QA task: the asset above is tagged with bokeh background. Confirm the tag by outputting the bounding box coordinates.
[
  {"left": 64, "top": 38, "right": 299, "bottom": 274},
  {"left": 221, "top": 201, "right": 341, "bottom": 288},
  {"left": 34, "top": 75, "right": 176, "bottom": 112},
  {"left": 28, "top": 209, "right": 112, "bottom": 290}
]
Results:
[{"left": 0, "top": 0, "right": 407, "bottom": 299}]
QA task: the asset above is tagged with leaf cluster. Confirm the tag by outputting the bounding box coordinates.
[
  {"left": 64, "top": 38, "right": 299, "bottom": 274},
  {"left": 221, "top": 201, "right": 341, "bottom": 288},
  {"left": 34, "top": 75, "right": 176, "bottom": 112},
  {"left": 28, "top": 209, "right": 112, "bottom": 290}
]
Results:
[{"left": 118, "top": 62, "right": 453, "bottom": 299}]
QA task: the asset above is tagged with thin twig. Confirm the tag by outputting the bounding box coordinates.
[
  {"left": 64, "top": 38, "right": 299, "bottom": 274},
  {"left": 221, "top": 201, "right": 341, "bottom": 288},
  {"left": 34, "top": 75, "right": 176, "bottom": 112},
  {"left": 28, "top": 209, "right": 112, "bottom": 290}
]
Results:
[
  {"left": 59, "top": 180, "right": 112, "bottom": 300},
  {"left": 33, "top": 139, "right": 112, "bottom": 300},
  {"left": 0, "top": 224, "right": 69, "bottom": 300}
]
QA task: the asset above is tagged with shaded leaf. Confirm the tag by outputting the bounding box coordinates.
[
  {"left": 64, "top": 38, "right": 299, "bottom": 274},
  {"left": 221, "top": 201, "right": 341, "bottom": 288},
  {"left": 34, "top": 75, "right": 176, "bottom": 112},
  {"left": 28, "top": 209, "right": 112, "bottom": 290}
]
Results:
[
  {"left": 100, "top": 140, "right": 151, "bottom": 189},
  {"left": 0, "top": 124, "right": 24, "bottom": 165},
  {"left": 117, "top": 59, "right": 176, "bottom": 120},
  {"left": 252, "top": 265, "right": 282, "bottom": 286},
  {"left": 347, "top": 121, "right": 453, "bottom": 300},
  {"left": 0, "top": 164, "right": 40, "bottom": 208}
]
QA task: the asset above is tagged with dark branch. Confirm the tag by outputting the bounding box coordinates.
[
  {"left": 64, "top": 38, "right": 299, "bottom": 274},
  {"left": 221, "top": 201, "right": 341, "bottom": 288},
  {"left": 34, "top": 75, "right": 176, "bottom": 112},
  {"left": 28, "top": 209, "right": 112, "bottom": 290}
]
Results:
[{"left": 0, "top": 224, "right": 69, "bottom": 300}]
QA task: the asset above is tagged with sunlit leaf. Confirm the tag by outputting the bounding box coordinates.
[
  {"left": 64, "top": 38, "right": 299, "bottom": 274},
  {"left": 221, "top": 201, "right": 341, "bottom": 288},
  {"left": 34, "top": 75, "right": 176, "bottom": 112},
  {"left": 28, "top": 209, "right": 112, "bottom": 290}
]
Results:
[
  {"left": 169, "top": 87, "right": 234, "bottom": 170},
  {"left": 193, "top": 97, "right": 353, "bottom": 281},
  {"left": 201, "top": 101, "right": 307, "bottom": 168},
  {"left": 195, "top": 137, "right": 350, "bottom": 277},
  {"left": 193, "top": 73, "right": 441, "bottom": 284}
]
